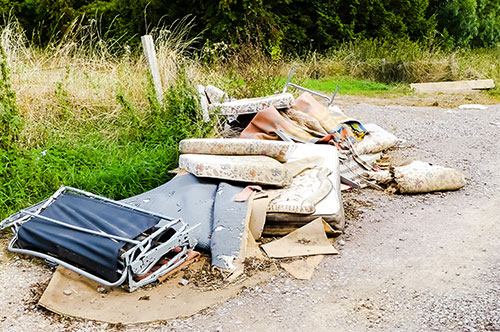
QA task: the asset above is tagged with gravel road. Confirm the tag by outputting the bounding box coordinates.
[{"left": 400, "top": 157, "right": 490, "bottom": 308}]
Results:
[{"left": 1, "top": 101, "right": 499, "bottom": 331}]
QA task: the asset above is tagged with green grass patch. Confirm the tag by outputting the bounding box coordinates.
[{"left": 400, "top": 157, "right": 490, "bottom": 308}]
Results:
[
  {"left": 301, "top": 78, "right": 394, "bottom": 95},
  {"left": 0, "top": 136, "right": 177, "bottom": 219},
  {"left": 278, "top": 76, "right": 405, "bottom": 96},
  {"left": 0, "top": 137, "right": 204, "bottom": 220}
]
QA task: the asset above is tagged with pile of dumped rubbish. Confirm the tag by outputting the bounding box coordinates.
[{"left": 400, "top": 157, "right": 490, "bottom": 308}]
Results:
[{"left": 0, "top": 71, "right": 466, "bottom": 323}]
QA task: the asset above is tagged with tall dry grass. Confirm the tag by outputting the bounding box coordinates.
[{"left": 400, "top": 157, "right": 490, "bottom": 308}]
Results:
[
  {"left": 2, "top": 18, "right": 499, "bottom": 150},
  {"left": 287, "top": 38, "right": 499, "bottom": 87},
  {"left": 3, "top": 17, "right": 205, "bottom": 149}
]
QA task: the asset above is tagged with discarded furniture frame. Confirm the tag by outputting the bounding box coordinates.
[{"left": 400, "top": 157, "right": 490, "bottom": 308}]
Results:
[
  {"left": 1, "top": 186, "right": 198, "bottom": 292},
  {"left": 207, "top": 93, "right": 295, "bottom": 116},
  {"left": 282, "top": 67, "right": 339, "bottom": 107}
]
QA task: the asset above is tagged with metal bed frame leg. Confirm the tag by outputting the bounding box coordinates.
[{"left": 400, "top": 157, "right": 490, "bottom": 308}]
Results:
[{"left": 283, "top": 66, "right": 340, "bottom": 107}]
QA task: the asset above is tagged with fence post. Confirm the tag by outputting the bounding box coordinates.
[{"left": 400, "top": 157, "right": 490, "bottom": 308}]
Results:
[{"left": 141, "top": 35, "right": 163, "bottom": 104}]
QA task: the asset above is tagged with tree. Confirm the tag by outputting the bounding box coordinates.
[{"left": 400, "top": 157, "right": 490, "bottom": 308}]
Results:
[
  {"left": 429, "top": 0, "right": 479, "bottom": 47},
  {"left": 472, "top": 0, "right": 500, "bottom": 46}
]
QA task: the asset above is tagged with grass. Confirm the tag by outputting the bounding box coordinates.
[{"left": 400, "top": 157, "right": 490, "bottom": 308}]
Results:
[
  {"left": 284, "top": 77, "right": 403, "bottom": 96},
  {"left": 0, "top": 18, "right": 499, "bottom": 220}
]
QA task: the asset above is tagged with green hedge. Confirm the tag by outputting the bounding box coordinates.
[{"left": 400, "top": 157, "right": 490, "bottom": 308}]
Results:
[{"left": 2, "top": 0, "right": 499, "bottom": 52}]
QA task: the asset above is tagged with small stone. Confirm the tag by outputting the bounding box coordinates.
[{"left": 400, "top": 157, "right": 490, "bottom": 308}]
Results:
[
  {"left": 179, "top": 278, "right": 189, "bottom": 286},
  {"left": 63, "top": 289, "right": 72, "bottom": 296}
]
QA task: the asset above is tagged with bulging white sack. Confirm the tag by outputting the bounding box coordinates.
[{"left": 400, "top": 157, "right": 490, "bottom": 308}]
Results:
[{"left": 394, "top": 161, "right": 466, "bottom": 193}]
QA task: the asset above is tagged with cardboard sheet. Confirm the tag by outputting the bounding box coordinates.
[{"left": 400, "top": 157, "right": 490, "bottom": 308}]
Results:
[
  {"left": 261, "top": 218, "right": 338, "bottom": 258},
  {"left": 246, "top": 232, "right": 265, "bottom": 260},
  {"left": 249, "top": 192, "right": 280, "bottom": 239},
  {"left": 281, "top": 255, "right": 324, "bottom": 280},
  {"left": 39, "top": 262, "right": 276, "bottom": 324}
]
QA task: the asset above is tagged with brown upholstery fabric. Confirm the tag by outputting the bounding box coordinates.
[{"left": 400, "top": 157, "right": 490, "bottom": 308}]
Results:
[{"left": 239, "top": 105, "right": 317, "bottom": 142}]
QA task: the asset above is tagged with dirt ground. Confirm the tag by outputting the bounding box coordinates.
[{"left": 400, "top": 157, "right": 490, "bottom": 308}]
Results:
[{"left": 1, "top": 95, "right": 499, "bottom": 331}]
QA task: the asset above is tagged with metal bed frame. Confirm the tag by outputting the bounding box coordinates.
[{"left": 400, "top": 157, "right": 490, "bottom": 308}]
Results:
[
  {"left": 1, "top": 186, "right": 198, "bottom": 292},
  {"left": 282, "top": 67, "right": 339, "bottom": 107}
]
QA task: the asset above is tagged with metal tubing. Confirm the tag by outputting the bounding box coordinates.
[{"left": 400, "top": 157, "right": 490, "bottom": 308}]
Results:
[
  {"left": 8, "top": 236, "right": 128, "bottom": 287},
  {"left": 282, "top": 67, "right": 296, "bottom": 94},
  {"left": 283, "top": 67, "right": 339, "bottom": 106},
  {"left": 328, "top": 85, "right": 340, "bottom": 106},
  {"left": 20, "top": 210, "right": 141, "bottom": 244},
  {"left": 63, "top": 187, "right": 177, "bottom": 223},
  {"left": 287, "top": 83, "right": 332, "bottom": 102}
]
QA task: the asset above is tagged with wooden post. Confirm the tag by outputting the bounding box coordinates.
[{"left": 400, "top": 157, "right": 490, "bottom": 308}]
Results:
[{"left": 141, "top": 35, "right": 163, "bottom": 103}]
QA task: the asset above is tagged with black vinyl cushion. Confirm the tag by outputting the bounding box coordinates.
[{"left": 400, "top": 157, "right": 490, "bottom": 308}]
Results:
[{"left": 17, "top": 192, "right": 160, "bottom": 282}]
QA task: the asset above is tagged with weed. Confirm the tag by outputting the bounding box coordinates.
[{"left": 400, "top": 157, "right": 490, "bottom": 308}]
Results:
[{"left": 0, "top": 42, "right": 22, "bottom": 151}]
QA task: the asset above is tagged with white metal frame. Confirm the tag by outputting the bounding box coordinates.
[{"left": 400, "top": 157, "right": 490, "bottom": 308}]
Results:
[{"left": 1, "top": 186, "right": 198, "bottom": 292}]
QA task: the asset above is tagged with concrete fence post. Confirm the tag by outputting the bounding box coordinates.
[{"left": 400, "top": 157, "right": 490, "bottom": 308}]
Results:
[{"left": 141, "top": 35, "right": 163, "bottom": 104}]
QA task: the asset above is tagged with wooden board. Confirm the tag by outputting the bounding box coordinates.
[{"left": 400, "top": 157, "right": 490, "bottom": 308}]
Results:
[{"left": 410, "top": 79, "right": 495, "bottom": 93}]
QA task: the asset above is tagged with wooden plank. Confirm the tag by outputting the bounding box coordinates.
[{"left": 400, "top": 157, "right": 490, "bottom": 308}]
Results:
[
  {"left": 141, "top": 35, "right": 163, "bottom": 103},
  {"left": 410, "top": 79, "right": 495, "bottom": 93}
]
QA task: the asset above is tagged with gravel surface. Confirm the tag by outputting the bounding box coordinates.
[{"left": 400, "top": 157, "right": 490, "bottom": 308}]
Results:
[{"left": 1, "top": 101, "right": 499, "bottom": 331}]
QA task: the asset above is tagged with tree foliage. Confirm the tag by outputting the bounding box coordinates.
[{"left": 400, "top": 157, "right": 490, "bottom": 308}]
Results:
[{"left": 1, "top": 0, "right": 498, "bottom": 52}]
